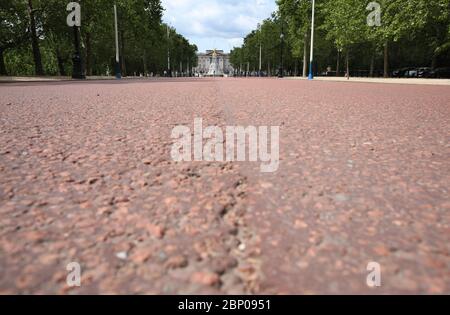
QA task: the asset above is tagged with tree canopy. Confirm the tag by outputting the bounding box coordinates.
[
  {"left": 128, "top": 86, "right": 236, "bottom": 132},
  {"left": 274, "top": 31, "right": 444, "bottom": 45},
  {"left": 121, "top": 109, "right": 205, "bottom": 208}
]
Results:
[
  {"left": 0, "top": 0, "right": 197, "bottom": 76},
  {"left": 230, "top": 0, "right": 450, "bottom": 77}
]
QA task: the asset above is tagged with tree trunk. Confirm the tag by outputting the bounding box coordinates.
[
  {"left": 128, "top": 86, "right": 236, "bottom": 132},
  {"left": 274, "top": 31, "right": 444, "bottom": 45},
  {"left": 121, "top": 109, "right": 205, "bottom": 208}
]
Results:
[
  {"left": 142, "top": 52, "right": 147, "bottom": 77},
  {"left": 369, "top": 51, "right": 375, "bottom": 77},
  {"left": 56, "top": 48, "right": 66, "bottom": 76},
  {"left": 85, "top": 32, "right": 92, "bottom": 76},
  {"left": 431, "top": 54, "right": 437, "bottom": 69},
  {"left": 383, "top": 41, "right": 389, "bottom": 78},
  {"left": 0, "top": 49, "right": 7, "bottom": 76},
  {"left": 28, "top": 0, "right": 44, "bottom": 75},
  {"left": 302, "top": 32, "right": 308, "bottom": 77},
  {"left": 120, "top": 30, "right": 126, "bottom": 76},
  {"left": 142, "top": 48, "right": 148, "bottom": 77},
  {"left": 346, "top": 50, "right": 350, "bottom": 80},
  {"left": 336, "top": 49, "right": 340, "bottom": 77},
  {"left": 431, "top": 25, "right": 440, "bottom": 69}
]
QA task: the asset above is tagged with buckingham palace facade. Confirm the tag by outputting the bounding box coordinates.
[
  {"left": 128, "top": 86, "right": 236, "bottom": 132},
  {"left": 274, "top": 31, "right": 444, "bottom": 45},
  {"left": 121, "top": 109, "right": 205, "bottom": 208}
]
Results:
[{"left": 194, "top": 49, "right": 234, "bottom": 76}]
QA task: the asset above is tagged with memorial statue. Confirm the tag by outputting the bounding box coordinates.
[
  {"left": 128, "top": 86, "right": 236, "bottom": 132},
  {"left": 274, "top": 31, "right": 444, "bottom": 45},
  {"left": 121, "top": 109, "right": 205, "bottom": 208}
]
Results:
[{"left": 207, "top": 49, "right": 223, "bottom": 76}]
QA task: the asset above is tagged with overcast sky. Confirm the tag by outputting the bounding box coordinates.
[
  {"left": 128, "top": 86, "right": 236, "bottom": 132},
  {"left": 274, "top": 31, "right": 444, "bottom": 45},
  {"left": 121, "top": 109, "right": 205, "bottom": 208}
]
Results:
[{"left": 161, "top": 0, "right": 277, "bottom": 53}]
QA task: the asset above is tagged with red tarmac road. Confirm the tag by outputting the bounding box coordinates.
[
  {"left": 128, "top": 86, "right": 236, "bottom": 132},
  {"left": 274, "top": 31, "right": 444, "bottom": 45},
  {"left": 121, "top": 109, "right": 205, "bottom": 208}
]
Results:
[{"left": 0, "top": 78, "right": 449, "bottom": 294}]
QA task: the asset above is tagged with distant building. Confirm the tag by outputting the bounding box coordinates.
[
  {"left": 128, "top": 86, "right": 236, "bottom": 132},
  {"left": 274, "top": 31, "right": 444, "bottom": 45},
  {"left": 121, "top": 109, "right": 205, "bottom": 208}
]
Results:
[{"left": 194, "top": 49, "right": 234, "bottom": 76}]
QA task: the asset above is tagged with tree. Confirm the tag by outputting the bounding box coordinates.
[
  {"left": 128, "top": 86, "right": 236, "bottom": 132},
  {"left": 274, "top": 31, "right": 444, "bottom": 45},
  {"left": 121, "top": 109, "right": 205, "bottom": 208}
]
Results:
[
  {"left": 278, "top": 0, "right": 311, "bottom": 76},
  {"left": 2, "top": 0, "right": 195, "bottom": 77},
  {"left": 368, "top": 0, "right": 430, "bottom": 77},
  {"left": 422, "top": 0, "right": 450, "bottom": 68},
  {"left": 320, "top": 0, "right": 366, "bottom": 78},
  {"left": 0, "top": 1, "right": 29, "bottom": 75},
  {"left": 27, "top": 0, "right": 44, "bottom": 75},
  {"left": 230, "top": 15, "right": 297, "bottom": 76},
  {"left": 40, "top": 0, "right": 74, "bottom": 76}
]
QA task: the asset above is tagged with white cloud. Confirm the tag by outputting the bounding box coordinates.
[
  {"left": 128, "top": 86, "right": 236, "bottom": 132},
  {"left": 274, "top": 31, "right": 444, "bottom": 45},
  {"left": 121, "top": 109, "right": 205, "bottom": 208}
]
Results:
[{"left": 161, "top": 0, "right": 277, "bottom": 52}]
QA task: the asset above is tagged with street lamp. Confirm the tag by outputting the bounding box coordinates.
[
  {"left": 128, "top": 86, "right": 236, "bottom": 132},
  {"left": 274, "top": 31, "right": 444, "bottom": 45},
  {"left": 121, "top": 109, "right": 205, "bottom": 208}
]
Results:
[
  {"left": 71, "top": 23, "right": 85, "bottom": 79},
  {"left": 114, "top": 4, "right": 121, "bottom": 79},
  {"left": 258, "top": 23, "right": 262, "bottom": 77},
  {"left": 308, "top": 0, "right": 316, "bottom": 80},
  {"left": 278, "top": 22, "right": 284, "bottom": 78},
  {"left": 167, "top": 25, "right": 171, "bottom": 77},
  {"left": 67, "top": 1, "right": 84, "bottom": 79}
]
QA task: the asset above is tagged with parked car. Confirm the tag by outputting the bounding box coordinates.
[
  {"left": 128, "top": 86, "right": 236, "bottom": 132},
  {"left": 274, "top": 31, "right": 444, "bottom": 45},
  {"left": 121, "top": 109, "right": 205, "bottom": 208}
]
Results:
[
  {"left": 429, "top": 67, "right": 450, "bottom": 79},
  {"left": 405, "top": 68, "right": 419, "bottom": 78},
  {"left": 392, "top": 68, "right": 413, "bottom": 78},
  {"left": 416, "top": 67, "right": 433, "bottom": 78}
]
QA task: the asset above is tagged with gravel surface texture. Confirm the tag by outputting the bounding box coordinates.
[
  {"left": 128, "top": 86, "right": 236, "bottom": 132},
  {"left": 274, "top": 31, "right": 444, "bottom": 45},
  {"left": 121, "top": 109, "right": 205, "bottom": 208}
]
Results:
[{"left": 0, "top": 78, "right": 449, "bottom": 294}]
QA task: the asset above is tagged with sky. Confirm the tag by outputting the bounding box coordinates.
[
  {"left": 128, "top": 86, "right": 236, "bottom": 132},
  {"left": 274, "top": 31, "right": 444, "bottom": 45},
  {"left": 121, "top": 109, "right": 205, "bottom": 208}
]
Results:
[{"left": 161, "top": 0, "right": 277, "bottom": 53}]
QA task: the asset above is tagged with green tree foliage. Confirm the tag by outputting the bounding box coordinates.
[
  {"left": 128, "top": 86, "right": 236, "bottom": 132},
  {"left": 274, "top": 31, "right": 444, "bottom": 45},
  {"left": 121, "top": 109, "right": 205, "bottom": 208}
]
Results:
[
  {"left": 320, "top": 0, "right": 367, "bottom": 77},
  {"left": 231, "top": 0, "right": 450, "bottom": 77},
  {"left": 230, "top": 14, "right": 300, "bottom": 76},
  {"left": 278, "top": 0, "right": 312, "bottom": 76},
  {"left": 1, "top": 0, "right": 197, "bottom": 76},
  {"left": 0, "top": 0, "right": 30, "bottom": 75}
]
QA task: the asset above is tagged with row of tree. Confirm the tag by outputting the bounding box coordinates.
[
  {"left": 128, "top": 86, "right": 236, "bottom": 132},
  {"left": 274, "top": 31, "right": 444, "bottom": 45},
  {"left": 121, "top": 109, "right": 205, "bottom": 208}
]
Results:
[
  {"left": 0, "top": 0, "right": 198, "bottom": 76},
  {"left": 230, "top": 0, "right": 450, "bottom": 77}
]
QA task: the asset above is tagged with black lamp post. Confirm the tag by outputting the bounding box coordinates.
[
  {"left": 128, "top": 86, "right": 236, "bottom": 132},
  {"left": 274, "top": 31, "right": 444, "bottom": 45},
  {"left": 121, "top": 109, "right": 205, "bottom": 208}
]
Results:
[
  {"left": 114, "top": 3, "right": 121, "bottom": 79},
  {"left": 166, "top": 25, "right": 172, "bottom": 77},
  {"left": 278, "top": 22, "right": 284, "bottom": 78},
  {"left": 72, "top": 24, "right": 85, "bottom": 79}
]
